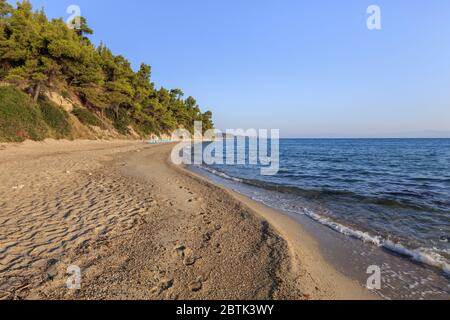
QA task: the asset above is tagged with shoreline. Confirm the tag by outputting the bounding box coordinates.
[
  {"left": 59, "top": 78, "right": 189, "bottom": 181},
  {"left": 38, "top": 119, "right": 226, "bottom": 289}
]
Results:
[
  {"left": 0, "top": 139, "right": 374, "bottom": 300},
  {"left": 178, "top": 162, "right": 376, "bottom": 300},
  {"left": 189, "top": 162, "right": 450, "bottom": 300}
]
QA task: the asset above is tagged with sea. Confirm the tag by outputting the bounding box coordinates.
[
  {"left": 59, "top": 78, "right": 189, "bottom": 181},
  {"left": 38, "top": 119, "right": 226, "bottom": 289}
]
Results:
[{"left": 189, "top": 138, "right": 450, "bottom": 300}]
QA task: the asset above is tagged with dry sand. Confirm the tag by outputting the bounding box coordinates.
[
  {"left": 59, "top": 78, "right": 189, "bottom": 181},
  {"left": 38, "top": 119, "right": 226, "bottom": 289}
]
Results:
[{"left": 0, "top": 140, "right": 375, "bottom": 300}]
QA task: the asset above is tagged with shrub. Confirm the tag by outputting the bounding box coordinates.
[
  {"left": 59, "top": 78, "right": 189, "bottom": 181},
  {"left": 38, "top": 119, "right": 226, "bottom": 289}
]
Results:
[
  {"left": 106, "top": 108, "right": 130, "bottom": 135},
  {"left": 132, "top": 113, "right": 158, "bottom": 136},
  {"left": 39, "top": 99, "right": 72, "bottom": 138},
  {"left": 61, "top": 89, "right": 71, "bottom": 101},
  {"left": 72, "top": 107, "right": 104, "bottom": 128},
  {"left": 0, "top": 87, "right": 48, "bottom": 142}
]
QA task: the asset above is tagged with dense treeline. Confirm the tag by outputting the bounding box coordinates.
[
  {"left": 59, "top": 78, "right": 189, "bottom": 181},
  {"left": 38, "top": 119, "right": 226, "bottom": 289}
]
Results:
[{"left": 0, "top": 0, "right": 213, "bottom": 137}]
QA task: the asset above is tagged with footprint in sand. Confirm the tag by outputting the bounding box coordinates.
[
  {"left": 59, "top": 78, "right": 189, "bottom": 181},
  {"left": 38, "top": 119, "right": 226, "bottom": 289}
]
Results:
[
  {"left": 183, "top": 256, "right": 196, "bottom": 266},
  {"left": 187, "top": 197, "right": 203, "bottom": 203},
  {"left": 151, "top": 278, "right": 174, "bottom": 295},
  {"left": 174, "top": 245, "right": 197, "bottom": 266},
  {"left": 202, "top": 233, "right": 211, "bottom": 243},
  {"left": 41, "top": 258, "right": 60, "bottom": 282},
  {"left": 202, "top": 223, "right": 222, "bottom": 246},
  {"left": 174, "top": 244, "right": 186, "bottom": 257},
  {"left": 189, "top": 277, "right": 203, "bottom": 292},
  {"left": 202, "top": 216, "right": 212, "bottom": 225}
]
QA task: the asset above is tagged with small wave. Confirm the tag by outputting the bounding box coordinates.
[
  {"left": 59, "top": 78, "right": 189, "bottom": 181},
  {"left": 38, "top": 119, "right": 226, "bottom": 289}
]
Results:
[
  {"left": 197, "top": 164, "right": 445, "bottom": 212},
  {"left": 411, "top": 177, "right": 450, "bottom": 183},
  {"left": 195, "top": 165, "right": 243, "bottom": 183},
  {"left": 194, "top": 164, "right": 450, "bottom": 275},
  {"left": 244, "top": 178, "right": 439, "bottom": 213},
  {"left": 300, "top": 207, "right": 383, "bottom": 245},
  {"left": 382, "top": 241, "right": 450, "bottom": 275},
  {"left": 295, "top": 208, "right": 450, "bottom": 276}
]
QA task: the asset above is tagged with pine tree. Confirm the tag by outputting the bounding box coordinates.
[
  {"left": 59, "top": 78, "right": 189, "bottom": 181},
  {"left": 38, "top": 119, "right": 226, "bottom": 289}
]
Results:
[{"left": 0, "top": 1, "right": 214, "bottom": 135}]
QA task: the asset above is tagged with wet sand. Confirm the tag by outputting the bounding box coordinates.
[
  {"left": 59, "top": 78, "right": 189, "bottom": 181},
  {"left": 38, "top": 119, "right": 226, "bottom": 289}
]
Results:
[{"left": 0, "top": 140, "right": 374, "bottom": 300}]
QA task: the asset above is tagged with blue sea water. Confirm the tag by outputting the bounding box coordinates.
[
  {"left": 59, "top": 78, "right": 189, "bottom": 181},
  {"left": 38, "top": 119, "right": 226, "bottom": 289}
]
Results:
[{"left": 191, "top": 139, "right": 450, "bottom": 298}]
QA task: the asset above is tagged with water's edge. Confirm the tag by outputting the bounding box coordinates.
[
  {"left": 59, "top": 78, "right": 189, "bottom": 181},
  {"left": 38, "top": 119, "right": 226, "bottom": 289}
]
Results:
[{"left": 189, "top": 164, "right": 450, "bottom": 300}]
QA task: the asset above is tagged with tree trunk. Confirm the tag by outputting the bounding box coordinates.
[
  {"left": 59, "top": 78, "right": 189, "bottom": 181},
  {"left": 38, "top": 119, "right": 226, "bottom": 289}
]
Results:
[{"left": 33, "top": 82, "right": 42, "bottom": 102}]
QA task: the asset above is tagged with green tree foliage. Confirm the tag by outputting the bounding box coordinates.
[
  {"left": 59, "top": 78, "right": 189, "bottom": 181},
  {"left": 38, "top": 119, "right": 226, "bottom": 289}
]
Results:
[
  {"left": 68, "top": 16, "right": 93, "bottom": 39},
  {"left": 0, "top": 0, "right": 12, "bottom": 17},
  {"left": 0, "top": 1, "right": 213, "bottom": 137}
]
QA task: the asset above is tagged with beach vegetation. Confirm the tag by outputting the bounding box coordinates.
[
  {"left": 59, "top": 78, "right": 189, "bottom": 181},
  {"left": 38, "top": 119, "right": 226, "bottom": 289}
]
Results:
[
  {"left": 39, "top": 97, "right": 72, "bottom": 138},
  {"left": 72, "top": 106, "right": 104, "bottom": 128},
  {"left": 0, "top": 86, "right": 44, "bottom": 141},
  {"left": 0, "top": 0, "right": 214, "bottom": 141}
]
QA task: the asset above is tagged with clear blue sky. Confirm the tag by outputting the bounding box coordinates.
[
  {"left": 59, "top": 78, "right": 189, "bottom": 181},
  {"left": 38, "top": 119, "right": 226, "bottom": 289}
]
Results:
[{"left": 19, "top": 0, "right": 450, "bottom": 137}]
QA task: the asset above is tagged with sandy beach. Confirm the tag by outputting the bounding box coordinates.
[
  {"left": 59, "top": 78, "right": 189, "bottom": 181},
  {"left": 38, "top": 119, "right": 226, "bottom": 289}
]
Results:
[{"left": 0, "top": 140, "right": 374, "bottom": 300}]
